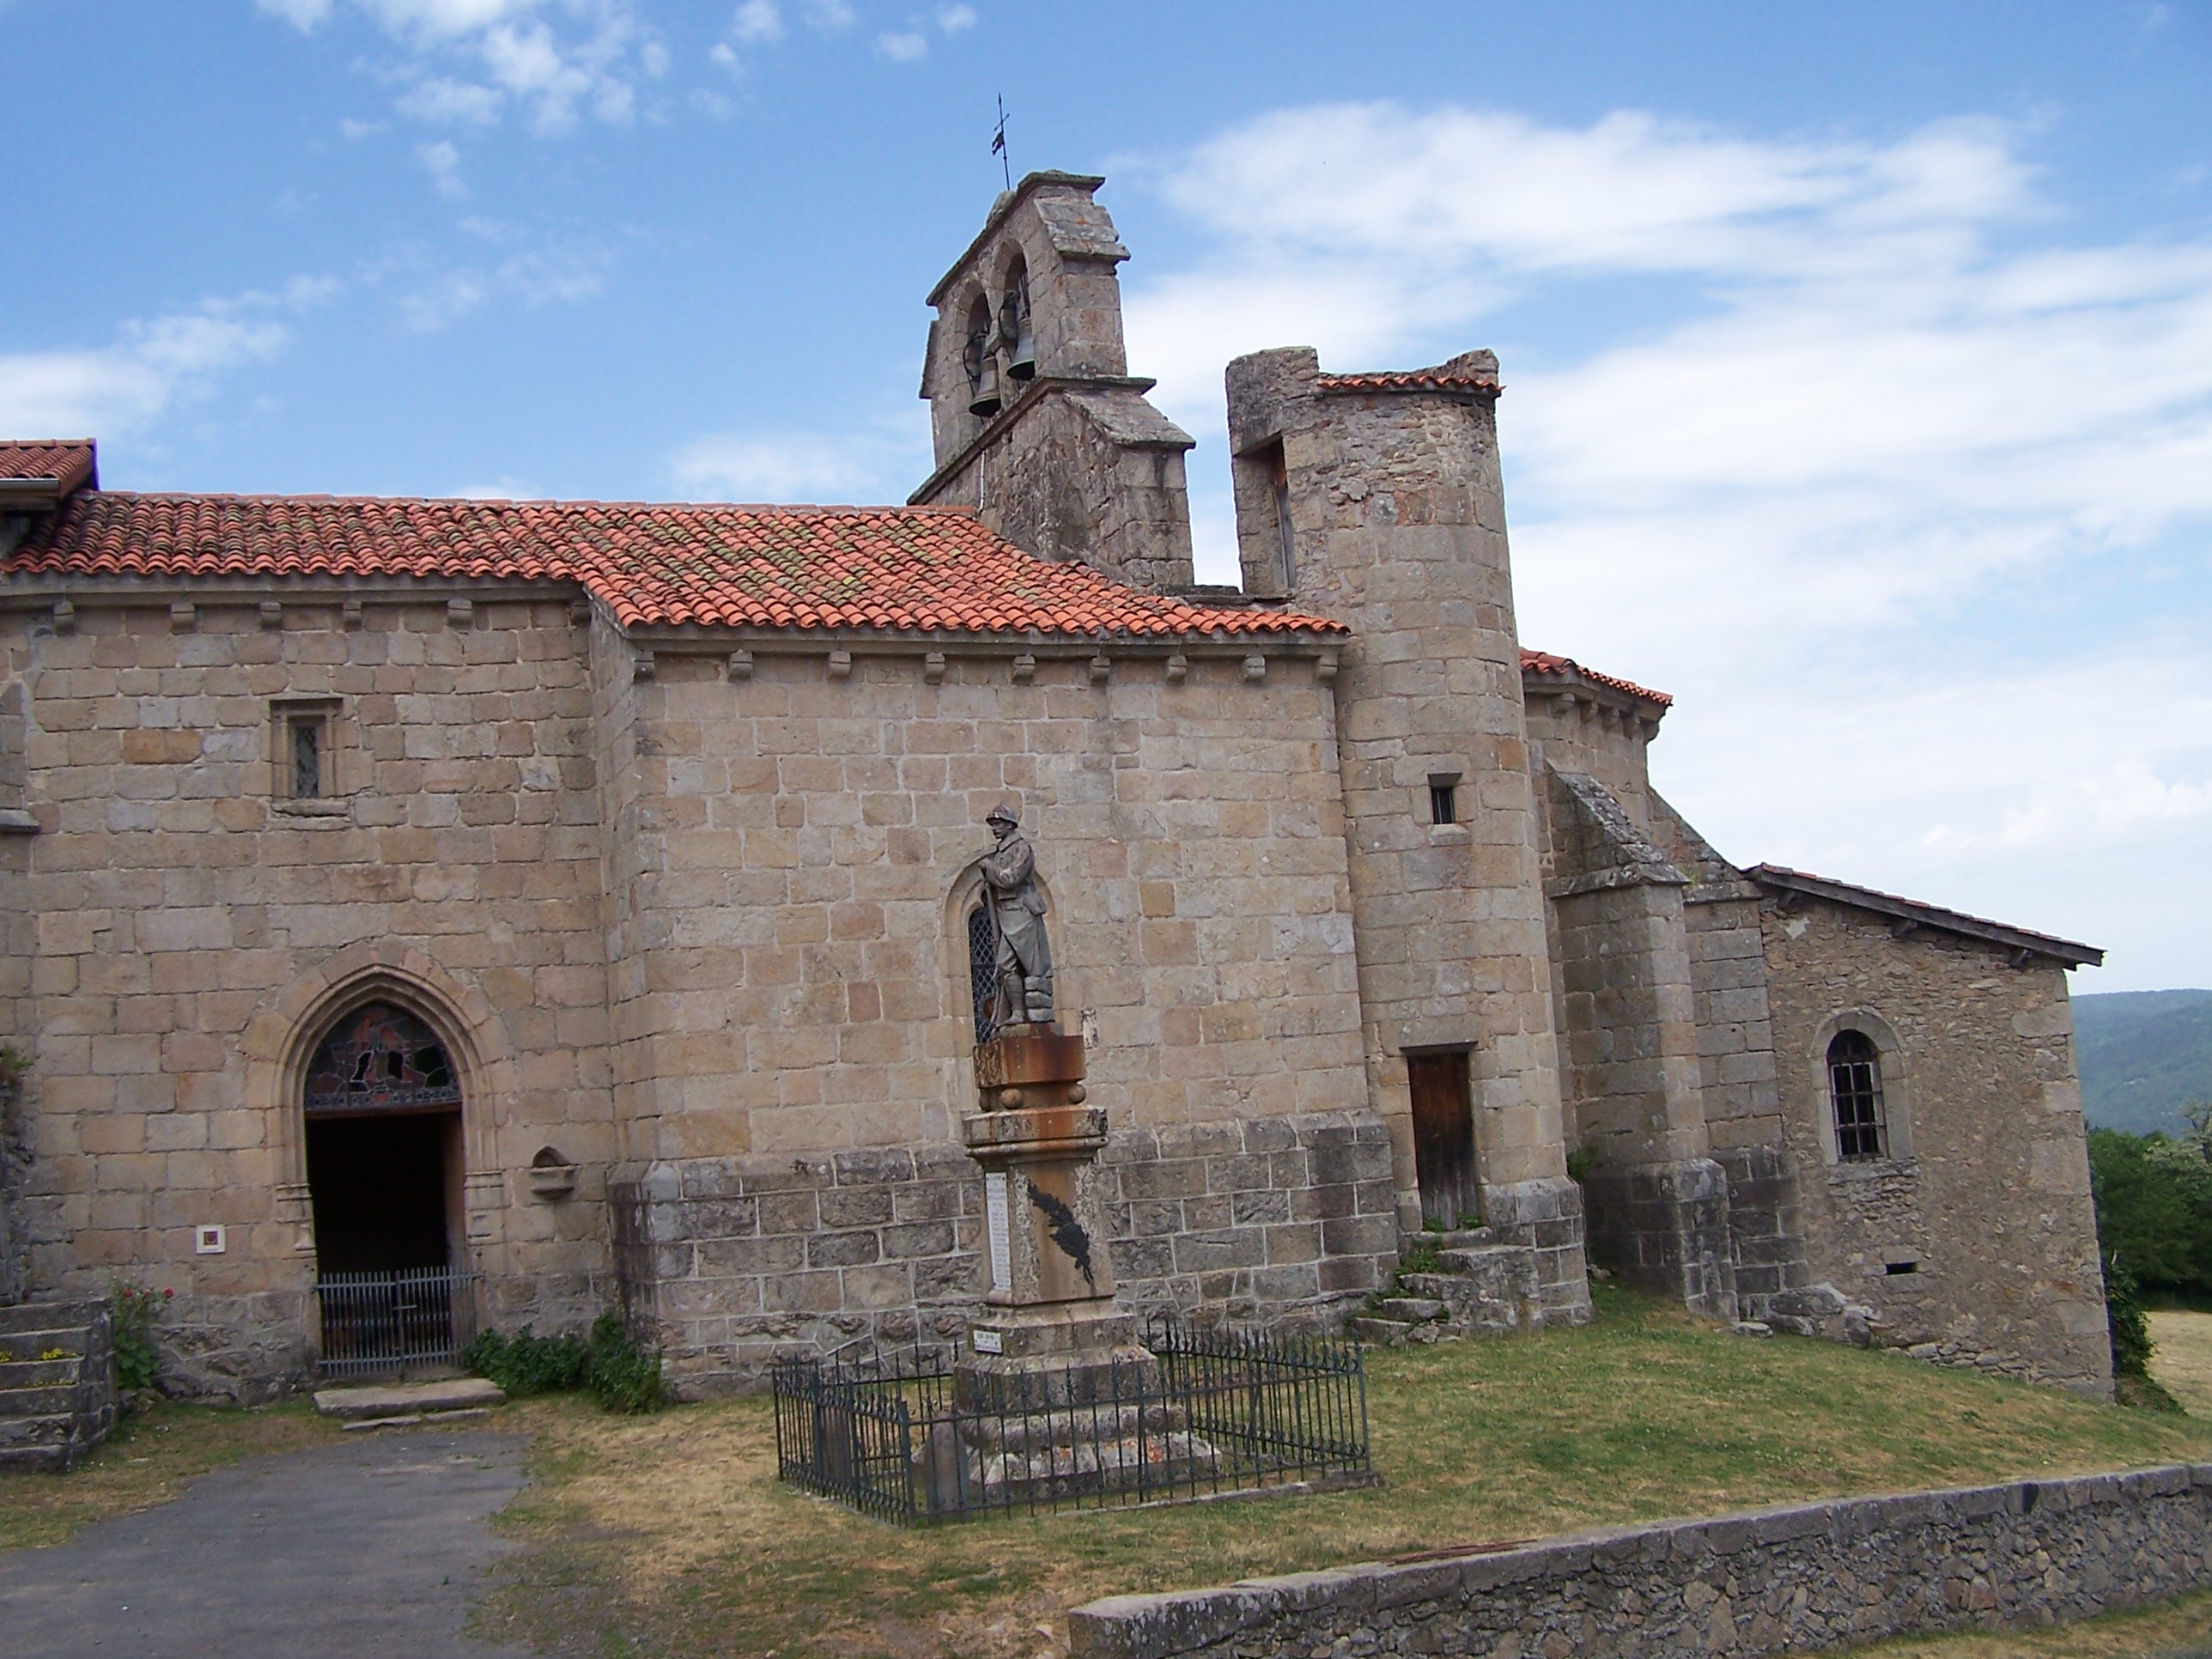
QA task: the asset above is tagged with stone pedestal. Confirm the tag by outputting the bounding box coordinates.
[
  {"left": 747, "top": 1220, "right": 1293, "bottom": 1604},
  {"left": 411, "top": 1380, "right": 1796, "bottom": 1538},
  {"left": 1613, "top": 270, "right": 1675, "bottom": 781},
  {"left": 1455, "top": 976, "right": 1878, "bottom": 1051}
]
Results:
[{"left": 951, "top": 1031, "right": 1212, "bottom": 1504}]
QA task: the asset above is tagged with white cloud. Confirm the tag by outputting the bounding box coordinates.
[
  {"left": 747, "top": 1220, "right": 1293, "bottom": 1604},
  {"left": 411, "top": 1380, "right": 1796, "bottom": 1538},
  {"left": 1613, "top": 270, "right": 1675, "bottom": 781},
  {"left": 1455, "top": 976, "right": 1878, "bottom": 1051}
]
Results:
[
  {"left": 338, "top": 116, "right": 388, "bottom": 138},
  {"left": 668, "top": 428, "right": 924, "bottom": 504},
  {"left": 258, "top": 0, "right": 656, "bottom": 136},
  {"left": 364, "top": 235, "right": 614, "bottom": 331},
  {"left": 1127, "top": 100, "right": 2212, "bottom": 986},
  {"left": 257, "top": 0, "right": 335, "bottom": 27},
  {"left": 875, "top": 28, "right": 927, "bottom": 61},
  {"left": 729, "top": 0, "right": 782, "bottom": 43},
  {"left": 396, "top": 76, "right": 503, "bottom": 125},
  {"left": 416, "top": 139, "right": 469, "bottom": 198},
  {"left": 936, "top": 3, "right": 975, "bottom": 31},
  {"left": 801, "top": 0, "right": 854, "bottom": 30},
  {"left": 0, "top": 280, "right": 333, "bottom": 439}
]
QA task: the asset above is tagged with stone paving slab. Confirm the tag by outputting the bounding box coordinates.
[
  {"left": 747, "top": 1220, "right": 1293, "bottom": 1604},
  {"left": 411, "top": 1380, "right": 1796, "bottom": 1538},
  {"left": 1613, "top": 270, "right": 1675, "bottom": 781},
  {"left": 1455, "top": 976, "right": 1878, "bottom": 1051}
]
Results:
[
  {"left": 313, "top": 1377, "right": 507, "bottom": 1418},
  {"left": 0, "top": 1430, "right": 535, "bottom": 1658}
]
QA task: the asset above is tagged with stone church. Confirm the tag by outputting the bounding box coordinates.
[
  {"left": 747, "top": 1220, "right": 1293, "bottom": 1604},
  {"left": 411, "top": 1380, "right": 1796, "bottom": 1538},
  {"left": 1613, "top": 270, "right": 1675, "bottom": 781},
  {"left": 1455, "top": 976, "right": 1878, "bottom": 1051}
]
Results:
[{"left": 0, "top": 173, "right": 2111, "bottom": 1401}]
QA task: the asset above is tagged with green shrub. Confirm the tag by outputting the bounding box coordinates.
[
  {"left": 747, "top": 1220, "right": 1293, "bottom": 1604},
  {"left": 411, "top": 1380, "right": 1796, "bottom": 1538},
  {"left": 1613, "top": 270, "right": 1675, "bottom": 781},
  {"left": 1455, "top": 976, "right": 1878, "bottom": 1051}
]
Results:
[
  {"left": 465, "top": 1310, "right": 663, "bottom": 1413},
  {"left": 110, "top": 1280, "right": 169, "bottom": 1393},
  {"left": 2102, "top": 1247, "right": 2154, "bottom": 1378},
  {"left": 585, "top": 1312, "right": 664, "bottom": 1414},
  {"left": 462, "top": 1325, "right": 592, "bottom": 1396}
]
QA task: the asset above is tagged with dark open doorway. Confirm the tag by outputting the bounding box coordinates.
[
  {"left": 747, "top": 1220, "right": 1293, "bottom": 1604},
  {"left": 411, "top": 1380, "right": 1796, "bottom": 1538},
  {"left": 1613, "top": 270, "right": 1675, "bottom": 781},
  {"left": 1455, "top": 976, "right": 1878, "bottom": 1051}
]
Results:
[
  {"left": 1407, "top": 1050, "right": 1479, "bottom": 1230},
  {"left": 303, "top": 1001, "right": 475, "bottom": 1376},
  {"left": 304, "top": 1111, "right": 460, "bottom": 1273}
]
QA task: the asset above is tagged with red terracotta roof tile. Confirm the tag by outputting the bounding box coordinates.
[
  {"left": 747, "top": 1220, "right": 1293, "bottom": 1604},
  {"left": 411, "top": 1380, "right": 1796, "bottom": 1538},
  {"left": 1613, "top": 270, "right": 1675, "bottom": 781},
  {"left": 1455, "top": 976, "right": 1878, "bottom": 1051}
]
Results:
[
  {"left": 1316, "top": 373, "right": 1498, "bottom": 395},
  {"left": 3, "top": 489, "right": 1348, "bottom": 641},
  {"left": 1520, "top": 648, "right": 1672, "bottom": 708},
  {"left": 0, "top": 441, "right": 96, "bottom": 494}
]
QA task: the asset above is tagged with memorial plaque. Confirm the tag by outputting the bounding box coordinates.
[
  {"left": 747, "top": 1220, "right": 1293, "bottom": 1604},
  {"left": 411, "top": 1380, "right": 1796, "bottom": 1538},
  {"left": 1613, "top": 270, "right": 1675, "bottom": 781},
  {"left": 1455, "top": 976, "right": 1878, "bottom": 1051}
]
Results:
[{"left": 986, "top": 1170, "right": 1012, "bottom": 1291}]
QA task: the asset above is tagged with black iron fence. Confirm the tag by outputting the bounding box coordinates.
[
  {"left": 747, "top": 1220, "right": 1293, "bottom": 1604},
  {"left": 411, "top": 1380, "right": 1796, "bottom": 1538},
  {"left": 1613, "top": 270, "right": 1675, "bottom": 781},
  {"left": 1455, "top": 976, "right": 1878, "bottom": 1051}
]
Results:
[
  {"left": 772, "top": 1318, "right": 1372, "bottom": 1524},
  {"left": 313, "top": 1267, "right": 482, "bottom": 1379}
]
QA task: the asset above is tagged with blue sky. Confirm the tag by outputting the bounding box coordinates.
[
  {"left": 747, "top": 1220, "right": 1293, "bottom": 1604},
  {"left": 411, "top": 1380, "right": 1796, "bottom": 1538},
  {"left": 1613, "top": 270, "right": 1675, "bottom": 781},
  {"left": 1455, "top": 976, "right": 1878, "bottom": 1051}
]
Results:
[{"left": 5, "top": 1, "right": 2209, "bottom": 991}]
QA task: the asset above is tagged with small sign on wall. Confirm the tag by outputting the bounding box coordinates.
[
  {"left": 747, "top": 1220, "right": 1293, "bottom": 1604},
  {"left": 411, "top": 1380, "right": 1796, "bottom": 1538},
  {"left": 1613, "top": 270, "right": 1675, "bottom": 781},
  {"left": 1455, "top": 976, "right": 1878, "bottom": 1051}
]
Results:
[
  {"left": 972, "top": 1328, "right": 1004, "bottom": 1355},
  {"left": 195, "top": 1224, "right": 227, "bottom": 1255}
]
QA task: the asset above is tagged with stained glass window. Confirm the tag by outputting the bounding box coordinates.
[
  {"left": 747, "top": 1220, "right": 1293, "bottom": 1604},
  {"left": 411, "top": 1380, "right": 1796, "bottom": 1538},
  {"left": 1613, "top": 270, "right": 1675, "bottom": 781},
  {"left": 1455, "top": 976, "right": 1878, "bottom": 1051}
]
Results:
[{"left": 305, "top": 1002, "right": 461, "bottom": 1115}]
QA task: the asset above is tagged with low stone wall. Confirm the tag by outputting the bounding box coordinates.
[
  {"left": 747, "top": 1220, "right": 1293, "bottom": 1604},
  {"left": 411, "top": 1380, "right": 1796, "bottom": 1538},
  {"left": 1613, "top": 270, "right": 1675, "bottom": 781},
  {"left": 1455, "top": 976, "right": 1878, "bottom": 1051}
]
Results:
[
  {"left": 609, "top": 1108, "right": 1397, "bottom": 1392},
  {"left": 1068, "top": 1464, "right": 2212, "bottom": 1659}
]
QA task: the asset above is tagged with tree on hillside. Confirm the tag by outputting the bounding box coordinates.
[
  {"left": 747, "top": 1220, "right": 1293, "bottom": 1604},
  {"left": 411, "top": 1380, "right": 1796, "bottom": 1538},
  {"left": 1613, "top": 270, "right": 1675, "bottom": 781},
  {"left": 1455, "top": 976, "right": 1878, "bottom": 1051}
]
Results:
[{"left": 2088, "top": 1126, "right": 2212, "bottom": 1299}]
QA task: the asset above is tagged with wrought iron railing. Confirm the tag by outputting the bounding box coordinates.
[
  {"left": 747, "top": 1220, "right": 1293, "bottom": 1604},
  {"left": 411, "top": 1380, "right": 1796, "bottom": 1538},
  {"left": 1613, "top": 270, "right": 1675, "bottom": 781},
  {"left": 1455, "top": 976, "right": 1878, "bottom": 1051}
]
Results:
[
  {"left": 771, "top": 1317, "right": 1372, "bottom": 1524},
  {"left": 313, "top": 1266, "right": 482, "bottom": 1379}
]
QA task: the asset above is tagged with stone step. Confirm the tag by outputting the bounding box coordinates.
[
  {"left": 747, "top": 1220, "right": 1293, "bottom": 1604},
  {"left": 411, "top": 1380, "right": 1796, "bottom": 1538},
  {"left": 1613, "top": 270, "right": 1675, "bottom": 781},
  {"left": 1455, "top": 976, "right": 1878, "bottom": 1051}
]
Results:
[
  {"left": 0, "top": 1330, "right": 88, "bottom": 1363},
  {"left": 1376, "top": 1297, "right": 1446, "bottom": 1323},
  {"left": 1437, "top": 1246, "right": 1522, "bottom": 1274},
  {"left": 0, "top": 1442, "right": 74, "bottom": 1474},
  {"left": 0, "top": 1358, "right": 82, "bottom": 1389},
  {"left": 1401, "top": 1228, "right": 1496, "bottom": 1255},
  {"left": 312, "top": 1376, "right": 506, "bottom": 1419},
  {"left": 0, "top": 1413, "right": 79, "bottom": 1449},
  {"left": 0, "top": 1301, "right": 103, "bottom": 1336},
  {"left": 0, "top": 1383, "right": 82, "bottom": 1419},
  {"left": 1348, "top": 1316, "right": 1412, "bottom": 1346}
]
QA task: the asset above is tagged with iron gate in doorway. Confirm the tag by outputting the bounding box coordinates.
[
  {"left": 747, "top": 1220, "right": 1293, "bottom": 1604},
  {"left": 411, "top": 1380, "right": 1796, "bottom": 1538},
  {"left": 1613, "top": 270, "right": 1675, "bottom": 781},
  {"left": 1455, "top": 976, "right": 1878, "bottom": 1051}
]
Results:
[{"left": 313, "top": 1266, "right": 482, "bottom": 1378}]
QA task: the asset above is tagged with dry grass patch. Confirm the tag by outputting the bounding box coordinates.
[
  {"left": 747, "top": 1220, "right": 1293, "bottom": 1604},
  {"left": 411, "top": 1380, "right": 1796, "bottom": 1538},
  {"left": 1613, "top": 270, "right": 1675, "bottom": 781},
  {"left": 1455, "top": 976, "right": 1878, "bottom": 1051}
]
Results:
[
  {"left": 2152, "top": 1311, "right": 2212, "bottom": 1419},
  {"left": 474, "top": 1288, "right": 2212, "bottom": 1659},
  {"left": 1846, "top": 1588, "right": 2212, "bottom": 1656},
  {"left": 0, "top": 1398, "right": 347, "bottom": 1552}
]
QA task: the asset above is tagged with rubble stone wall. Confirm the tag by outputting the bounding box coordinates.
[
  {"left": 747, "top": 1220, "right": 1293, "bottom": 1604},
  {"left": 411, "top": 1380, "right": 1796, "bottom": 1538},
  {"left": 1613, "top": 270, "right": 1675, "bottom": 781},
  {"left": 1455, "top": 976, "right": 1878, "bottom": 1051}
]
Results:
[
  {"left": 1068, "top": 1464, "right": 2212, "bottom": 1659},
  {"left": 1760, "top": 896, "right": 2109, "bottom": 1393}
]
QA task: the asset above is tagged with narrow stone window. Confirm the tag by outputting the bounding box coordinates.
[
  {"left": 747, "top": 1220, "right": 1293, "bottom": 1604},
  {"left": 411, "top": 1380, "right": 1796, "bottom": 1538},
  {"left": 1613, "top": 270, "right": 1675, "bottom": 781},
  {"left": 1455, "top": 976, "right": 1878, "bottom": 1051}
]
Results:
[
  {"left": 1827, "top": 1030, "right": 1887, "bottom": 1159},
  {"left": 967, "top": 904, "right": 999, "bottom": 1042},
  {"left": 270, "top": 697, "right": 342, "bottom": 807},
  {"left": 292, "top": 717, "right": 323, "bottom": 799},
  {"left": 1267, "top": 443, "right": 1295, "bottom": 592},
  {"left": 1429, "top": 774, "right": 1461, "bottom": 827}
]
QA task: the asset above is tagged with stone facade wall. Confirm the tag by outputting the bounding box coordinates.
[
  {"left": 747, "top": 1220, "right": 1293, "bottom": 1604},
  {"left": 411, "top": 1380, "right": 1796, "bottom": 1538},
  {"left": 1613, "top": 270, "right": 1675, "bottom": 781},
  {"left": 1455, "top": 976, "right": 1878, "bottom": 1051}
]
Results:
[
  {"left": 1067, "top": 1464, "right": 2212, "bottom": 1659},
  {"left": 610, "top": 1108, "right": 1395, "bottom": 1391},
  {"left": 1760, "top": 896, "right": 2109, "bottom": 1392},
  {"left": 0, "top": 585, "right": 617, "bottom": 1396},
  {"left": 1226, "top": 349, "right": 1587, "bottom": 1320},
  {"left": 599, "top": 638, "right": 1367, "bottom": 1172}
]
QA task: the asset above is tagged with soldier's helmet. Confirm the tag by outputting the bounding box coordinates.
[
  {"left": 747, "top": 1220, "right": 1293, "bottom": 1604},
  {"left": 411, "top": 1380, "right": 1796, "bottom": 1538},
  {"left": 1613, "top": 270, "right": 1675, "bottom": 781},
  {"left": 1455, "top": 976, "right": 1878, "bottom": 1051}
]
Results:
[{"left": 985, "top": 805, "right": 1019, "bottom": 829}]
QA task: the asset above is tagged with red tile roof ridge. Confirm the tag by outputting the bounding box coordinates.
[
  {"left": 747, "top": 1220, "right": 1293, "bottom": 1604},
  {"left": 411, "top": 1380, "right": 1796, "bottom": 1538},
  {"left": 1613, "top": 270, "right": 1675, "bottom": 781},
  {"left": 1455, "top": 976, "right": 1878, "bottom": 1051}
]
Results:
[
  {"left": 6, "top": 487, "right": 1346, "bottom": 641},
  {"left": 85, "top": 489, "right": 979, "bottom": 516},
  {"left": 1520, "top": 647, "right": 1671, "bottom": 708}
]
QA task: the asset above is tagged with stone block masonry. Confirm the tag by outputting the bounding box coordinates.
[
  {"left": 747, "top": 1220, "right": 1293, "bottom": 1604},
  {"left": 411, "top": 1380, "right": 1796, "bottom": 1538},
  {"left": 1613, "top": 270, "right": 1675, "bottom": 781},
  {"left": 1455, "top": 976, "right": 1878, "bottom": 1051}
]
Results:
[
  {"left": 608, "top": 1108, "right": 1397, "bottom": 1393},
  {"left": 1068, "top": 1463, "right": 2212, "bottom": 1659}
]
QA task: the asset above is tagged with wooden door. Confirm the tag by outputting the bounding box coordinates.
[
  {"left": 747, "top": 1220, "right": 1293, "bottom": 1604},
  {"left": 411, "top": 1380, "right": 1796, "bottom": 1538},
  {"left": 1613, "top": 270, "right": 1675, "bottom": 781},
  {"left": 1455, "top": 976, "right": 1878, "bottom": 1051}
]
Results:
[{"left": 1408, "top": 1051, "right": 1478, "bottom": 1229}]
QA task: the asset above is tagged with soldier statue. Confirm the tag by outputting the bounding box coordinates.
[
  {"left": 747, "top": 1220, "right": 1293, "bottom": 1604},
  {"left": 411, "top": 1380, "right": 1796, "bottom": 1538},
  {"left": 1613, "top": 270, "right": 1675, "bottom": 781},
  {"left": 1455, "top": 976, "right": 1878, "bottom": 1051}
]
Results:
[{"left": 980, "top": 805, "right": 1054, "bottom": 1028}]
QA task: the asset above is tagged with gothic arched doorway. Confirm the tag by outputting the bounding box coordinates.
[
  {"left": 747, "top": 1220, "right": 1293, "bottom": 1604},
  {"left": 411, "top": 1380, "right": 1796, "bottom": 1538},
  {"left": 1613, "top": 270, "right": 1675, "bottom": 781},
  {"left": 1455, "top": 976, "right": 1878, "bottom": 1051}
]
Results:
[{"left": 303, "top": 1001, "right": 475, "bottom": 1376}]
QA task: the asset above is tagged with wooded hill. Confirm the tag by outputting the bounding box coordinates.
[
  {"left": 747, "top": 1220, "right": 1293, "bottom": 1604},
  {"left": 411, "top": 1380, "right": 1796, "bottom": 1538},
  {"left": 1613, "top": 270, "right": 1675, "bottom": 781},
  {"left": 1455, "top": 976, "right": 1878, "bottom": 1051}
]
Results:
[{"left": 2076, "top": 989, "right": 2212, "bottom": 1136}]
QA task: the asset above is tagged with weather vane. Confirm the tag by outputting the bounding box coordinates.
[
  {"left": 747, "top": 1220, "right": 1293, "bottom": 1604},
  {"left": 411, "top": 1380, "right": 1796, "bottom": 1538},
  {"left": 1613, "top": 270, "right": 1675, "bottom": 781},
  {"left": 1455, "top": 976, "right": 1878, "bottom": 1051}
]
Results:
[{"left": 991, "top": 94, "right": 1011, "bottom": 191}]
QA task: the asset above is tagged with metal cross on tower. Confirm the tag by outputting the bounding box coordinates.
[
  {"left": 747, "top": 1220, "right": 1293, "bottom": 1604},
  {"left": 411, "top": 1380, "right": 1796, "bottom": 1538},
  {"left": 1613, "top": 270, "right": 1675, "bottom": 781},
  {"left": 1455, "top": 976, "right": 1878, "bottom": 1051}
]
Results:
[{"left": 991, "top": 94, "right": 1011, "bottom": 191}]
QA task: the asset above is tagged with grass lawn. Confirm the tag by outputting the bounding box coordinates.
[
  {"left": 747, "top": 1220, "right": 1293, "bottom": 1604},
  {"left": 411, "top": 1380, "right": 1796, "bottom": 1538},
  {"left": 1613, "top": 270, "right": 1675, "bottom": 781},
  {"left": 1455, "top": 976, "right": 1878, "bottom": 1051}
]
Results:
[
  {"left": 2152, "top": 1311, "right": 2212, "bottom": 1419},
  {"left": 463, "top": 1286, "right": 2212, "bottom": 1659},
  {"left": 1848, "top": 1590, "right": 2212, "bottom": 1656}
]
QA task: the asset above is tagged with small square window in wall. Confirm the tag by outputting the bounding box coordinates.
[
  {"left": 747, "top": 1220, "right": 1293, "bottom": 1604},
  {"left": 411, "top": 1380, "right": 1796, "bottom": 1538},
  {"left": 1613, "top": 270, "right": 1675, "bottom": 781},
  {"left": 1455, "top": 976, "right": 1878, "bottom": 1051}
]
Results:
[
  {"left": 270, "top": 698, "right": 344, "bottom": 812},
  {"left": 1428, "top": 775, "right": 1461, "bottom": 827}
]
